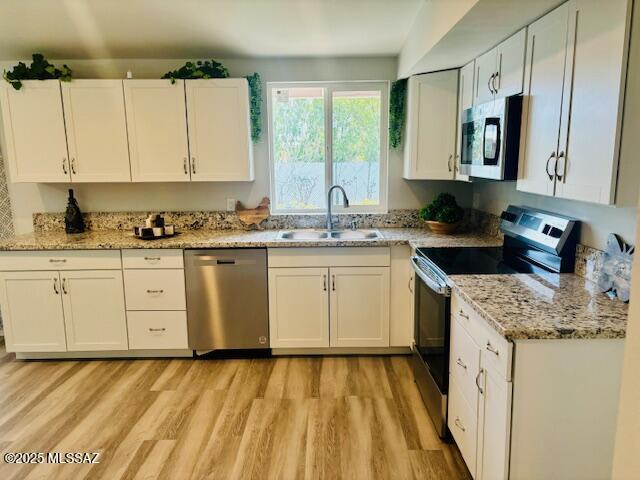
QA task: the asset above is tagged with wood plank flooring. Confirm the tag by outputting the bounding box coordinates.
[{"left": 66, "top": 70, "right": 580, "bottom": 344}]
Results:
[{"left": 0, "top": 346, "right": 470, "bottom": 479}]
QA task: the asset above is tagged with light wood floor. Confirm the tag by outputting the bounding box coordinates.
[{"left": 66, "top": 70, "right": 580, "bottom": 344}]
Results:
[{"left": 0, "top": 346, "right": 470, "bottom": 479}]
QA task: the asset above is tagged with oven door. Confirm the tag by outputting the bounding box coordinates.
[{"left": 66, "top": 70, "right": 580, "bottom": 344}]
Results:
[{"left": 410, "top": 256, "right": 451, "bottom": 438}]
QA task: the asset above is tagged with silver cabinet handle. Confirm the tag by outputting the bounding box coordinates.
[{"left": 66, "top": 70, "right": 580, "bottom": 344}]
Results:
[
  {"left": 447, "top": 154, "right": 453, "bottom": 172},
  {"left": 191, "top": 157, "right": 196, "bottom": 174},
  {"left": 146, "top": 289, "right": 164, "bottom": 294},
  {"left": 488, "top": 73, "right": 495, "bottom": 94},
  {"left": 49, "top": 258, "right": 67, "bottom": 263},
  {"left": 492, "top": 71, "right": 500, "bottom": 94},
  {"left": 148, "top": 327, "right": 166, "bottom": 332},
  {"left": 53, "top": 278, "right": 59, "bottom": 295},
  {"left": 458, "top": 309, "right": 469, "bottom": 320},
  {"left": 486, "top": 341, "right": 499, "bottom": 356},
  {"left": 323, "top": 274, "right": 327, "bottom": 292},
  {"left": 144, "top": 257, "right": 161, "bottom": 262},
  {"left": 71, "top": 157, "right": 77, "bottom": 174},
  {"left": 555, "top": 151, "right": 565, "bottom": 181},
  {"left": 475, "top": 368, "right": 484, "bottom": 394},
  {"left": 454, "top": 417, "right": 466, "bottom": 432},
  {"left": 545, "top": 152, "right": 556, "bottom": 180},
  {"left": 183, "top": 157, "right": 188, "bottom": 175},
  {"left": 331, "top": 274, "right": 336, "bottom": 291},
  {"left": 456, "top": 357, "right": 467, "bottom": 370},
  {"left": 408, "top": 275, "right": 413, "bottom": 294},
  {"left": 62, "top": 278, "right": 68, "bottom": 295},
  {"left": 62, "top": 158, "right": 68, "bottom": 175}
]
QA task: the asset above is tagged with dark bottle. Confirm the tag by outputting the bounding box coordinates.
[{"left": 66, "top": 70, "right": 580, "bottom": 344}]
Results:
[{"left": 65, "top": 189, "right": 85, "bottom": 234}]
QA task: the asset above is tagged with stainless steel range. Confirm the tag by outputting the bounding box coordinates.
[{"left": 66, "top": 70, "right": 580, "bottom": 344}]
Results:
[{"left": 410, "top": 206, "right": 579, "bottom": 438}]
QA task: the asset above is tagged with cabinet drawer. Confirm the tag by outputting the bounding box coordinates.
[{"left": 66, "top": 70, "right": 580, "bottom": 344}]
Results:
[
  {"left": 450, "top": 317, "right": 481, "bottom": 411},
  {"left": 452, "top": 292, "right": 513, "bottom": 380},
  {"left": 268, "top": 247, "right": 390, "bottom": 268},
  {"left": 448, "top": 378, "right": 477, "bottom": 478},
  {"left": 122, "top": 249, "right": 184, "bottom": 269},
  {"left": 0, "top": 250, "right": 121, "bottom": 271},
  {"left": 127, "top": 311, "right": 188, "bottom": 349},
  {"left": 124, "top": 269, "right": 186, "bottom": 310}
]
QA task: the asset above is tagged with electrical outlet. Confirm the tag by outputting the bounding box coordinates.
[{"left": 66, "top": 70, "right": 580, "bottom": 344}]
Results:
[
  {"left": 472, "top": 192, "right": 480, "bottom": 209},
  {"left": 226, "top": 198, "right": 236, "bottom": 212}
]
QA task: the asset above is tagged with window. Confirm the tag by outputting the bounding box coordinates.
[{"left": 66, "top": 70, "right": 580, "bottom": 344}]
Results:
[{"left": 268, "top": 81, "right": 389, "bottom": 214}]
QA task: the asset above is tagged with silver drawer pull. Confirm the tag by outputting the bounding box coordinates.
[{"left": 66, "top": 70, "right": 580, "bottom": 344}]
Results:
[
  {"left": 458, "top": 309, "right": 469, "bottom": 319},
  {"left": 49, "top": 259, "right": 67, "bottom": 263},
  {"left": 456, "top": 358, "right": 467, "bottom": 370},
  {"left": 148, "top": 327, "right": 166, "bottom": 332},
  {"left": 454, "top": 417, "right": 466, "bottom": 432},
  {"left": 146, "top": 289, "right": 164, "bottom": 294},
  {"left": 486, "top": 341, "right": 499, "bottom": 356},
  {"left": 475, "top": 368, "right": 484, "bottom": 394},
  {"left": 144, "top": 257, "right": 161, "bottom": 261}
]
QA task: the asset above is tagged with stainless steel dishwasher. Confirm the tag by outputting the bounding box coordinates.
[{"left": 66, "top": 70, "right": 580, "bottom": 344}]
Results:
[{"left": 184, "top": 249, "right": 269, "bottom": 350}]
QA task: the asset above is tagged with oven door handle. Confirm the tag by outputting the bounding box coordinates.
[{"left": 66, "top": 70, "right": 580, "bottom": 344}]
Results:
[{"left": 410, "top": 256, "right": 450, "bottom": 296}]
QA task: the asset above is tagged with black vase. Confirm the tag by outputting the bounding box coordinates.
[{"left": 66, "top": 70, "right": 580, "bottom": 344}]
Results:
[{"left": 65, "top": 189, "right": 85, "bottom": 234}]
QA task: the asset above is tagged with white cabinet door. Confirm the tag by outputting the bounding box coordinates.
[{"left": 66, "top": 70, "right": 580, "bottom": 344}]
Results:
[
  {"left": 555, "top": 0, "right": 631, "bottom": 204},
  {"left": 0, "top": 271, "right": 66, "bottom": 352},
  {"left": 186, "top": 79, "right": 254, "bottom": 181},
  {"left": 124, "top": 80, "right": 191, "bottom": 182},
  {"left": 60, "top": 270, "right": 128, "bottom": 351},
  {"left": 0, "top": 80, "right": 70, "bottom": 182},
  {"left": 61, "top": 80, "right": 131, "bottom": 182},
  {"left": 455, "top": 61, "right": 475, "bottom": 182},
  {"left": 477, "top": 366, "right": 512, "bottom": 480},
  {"left": 475, "top": 48, "right": 497, "bottom": 105},
  {"left": 329, "top": 267, "right": 389, "bottom": 347},
  {"left": 268, "top": 268, "right": 329, "bottom": 348},
  {"left": 403, "top": 71, "right": 458, "bottom": 180},
  {"left": 494, "top": 28, "right": 527, "bottom": 99},
  {"left": 517, "top": 3, "right": 569, "bottom": 197}
]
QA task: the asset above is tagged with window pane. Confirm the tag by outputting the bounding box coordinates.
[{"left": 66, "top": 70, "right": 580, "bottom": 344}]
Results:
[
  {"left": 271, "top": 87, "right": 326, "bottom": 211},
  {"left": 332, "top": 90, "right": 381, "bottom": 207}
]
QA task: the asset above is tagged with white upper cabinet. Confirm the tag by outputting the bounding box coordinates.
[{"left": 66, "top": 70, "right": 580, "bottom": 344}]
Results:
[
  {"left": 455, "top": 61, "right": 475, "bottom": 182},
  {"left": 124, "top": 79, "right": 191, "bottom": 182},
  {"left": 518, "top": 0, "right": 630, "bottom": 205},
  {"left": 403, "top": 70, "right": 458, "bottom": 180},
  {"left": 185, "top": 79, "right": 254, "bottom": 181},
  {"left": 0, "top": 80, "right": 70, "bottom": 182},
  {"left": 554, "top": 0, "right": 631, "bottom": 204},
  {"left": 61, "top": 80, "right": 131, "bottom": 182},
  {"left": 475, "top": 29, "right": 526, "bottom": 105}
]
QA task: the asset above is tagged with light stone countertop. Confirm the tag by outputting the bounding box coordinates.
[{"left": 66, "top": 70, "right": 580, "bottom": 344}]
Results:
[
  {"left": 0, "top": 228, "right": 502, "bottom": 251},
  {"left": 449, "top": 273, "right": 628, "bottom": 340}
]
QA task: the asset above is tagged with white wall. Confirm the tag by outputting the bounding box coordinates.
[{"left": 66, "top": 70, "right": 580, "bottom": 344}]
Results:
[{"left": 0, "top": 56, "right": 471, "bottom": 234}]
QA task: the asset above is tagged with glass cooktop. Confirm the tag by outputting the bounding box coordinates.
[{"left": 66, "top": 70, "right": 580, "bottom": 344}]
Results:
[{"left": 417, "top": 247, "right": 527, "bottom": 276}]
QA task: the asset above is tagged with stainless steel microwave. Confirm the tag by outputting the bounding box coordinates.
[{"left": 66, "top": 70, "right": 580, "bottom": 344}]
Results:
[{"left": 459, "top": 96, "right": 522, "bottom": 180}]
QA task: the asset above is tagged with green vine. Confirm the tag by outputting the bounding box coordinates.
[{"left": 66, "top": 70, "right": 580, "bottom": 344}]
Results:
[
  {"left": 3, "top": 53, "right": 72, "bottom": 90},
  {"left": 389, "top": 78, "right": 407, "bottom": 149},
  {"left": 161, "top": 59, "right": 229, "bottom": 83},
  {"left": 245, "top": 72, "right": 262, "bottom": 143}
]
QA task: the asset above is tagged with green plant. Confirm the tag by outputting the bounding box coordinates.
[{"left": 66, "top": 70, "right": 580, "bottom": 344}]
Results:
[
  {"left": 161, "top": 59, "right": 229, "bottom": 83},
  {"left": 420, "top": 193, "right": 464, "bottom": 224},
  {"left": 389, "top": 78, "right": 407, "bottom": 149},
  {"left": 3, "top": 53, "right": 72, "bottom": 90},
  {"left": 246, "top": 72, "right": 262, "bottom": 142}
]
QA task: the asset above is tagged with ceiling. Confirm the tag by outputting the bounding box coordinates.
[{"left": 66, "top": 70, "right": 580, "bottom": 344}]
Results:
[{"left": 0, "top": 0, "right": 424, "bottom": 60}]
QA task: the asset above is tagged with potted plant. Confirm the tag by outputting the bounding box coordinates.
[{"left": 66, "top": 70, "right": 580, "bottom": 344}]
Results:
[{"left": 420, "top": 193, "right": 464, "bottom": 234}]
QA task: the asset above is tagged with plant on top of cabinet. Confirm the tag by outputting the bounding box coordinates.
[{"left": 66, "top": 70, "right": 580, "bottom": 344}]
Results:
[
  {"left": 245, "top": 72, "right": 262, "bottom": 142},
  {"left": 3, "top": 53, "right": 72, "bottom": 90},
  {"left": 389, "top": 78, "right": 407, "bottom": 149},
  {"left": 420, "top": 193, "right": 464, "bottom": 234},
  {"left": 161, "top": 59, "right": 229, "bottom": 83}
]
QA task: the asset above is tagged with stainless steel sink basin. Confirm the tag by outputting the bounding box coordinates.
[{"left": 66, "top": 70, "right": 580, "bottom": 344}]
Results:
[
  {"left": 276, "top": 229, "right": 381, "bottom": 240},
  {"left": 277, "top": 230, "right": 330, "bottom": 240},
  {"left": 330, "top": 229, "right": 381, "bottom": 240}
]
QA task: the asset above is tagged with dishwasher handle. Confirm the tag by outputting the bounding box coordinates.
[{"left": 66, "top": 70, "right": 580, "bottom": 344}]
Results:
[{"left": 191, "top": 255, "right": 256, "bottom": 266}]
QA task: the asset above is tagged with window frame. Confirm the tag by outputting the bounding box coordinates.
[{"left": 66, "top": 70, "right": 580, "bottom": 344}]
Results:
[{"left": 267, "top": 80, "right": 389, "bottom": 215}]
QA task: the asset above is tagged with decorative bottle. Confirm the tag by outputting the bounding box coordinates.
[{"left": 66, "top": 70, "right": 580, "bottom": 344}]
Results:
[{"left": 65, "top": 189, "right": 85, "bottom": 234}]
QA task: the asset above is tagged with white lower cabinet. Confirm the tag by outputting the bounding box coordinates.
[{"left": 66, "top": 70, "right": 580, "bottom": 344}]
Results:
[
  {"left": 0, "top": 271, "right": 67, "bottom": 352},
  {"left": 268, "top": 267, "right": 330, "bottom": 348},
  {"left": 61, "top": 270, "right": 128, "bottom": 351}
]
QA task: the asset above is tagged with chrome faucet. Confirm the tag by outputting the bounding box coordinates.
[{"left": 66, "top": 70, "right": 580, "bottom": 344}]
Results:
[{"left": 326, "top": 184, "right": 350, "bottom": 231}]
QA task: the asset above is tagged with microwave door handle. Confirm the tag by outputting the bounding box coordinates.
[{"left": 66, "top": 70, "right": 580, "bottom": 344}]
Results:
[{"left": 410, "top": 257, "right": 450, "bottom": 296}]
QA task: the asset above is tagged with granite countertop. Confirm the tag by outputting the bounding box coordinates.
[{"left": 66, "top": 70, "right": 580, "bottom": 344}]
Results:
[
  {"left": 450, "top": 273, "right": 628, "bottom": 341},
  {"left": 0, "top": 227, "right": 502, "bottom": 251}
]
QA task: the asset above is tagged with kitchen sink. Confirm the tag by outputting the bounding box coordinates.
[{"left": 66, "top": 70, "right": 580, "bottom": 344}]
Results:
[{"left": 277, "top": 229, "right": 381, "bottom": 240}]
